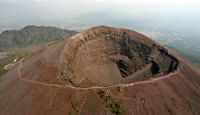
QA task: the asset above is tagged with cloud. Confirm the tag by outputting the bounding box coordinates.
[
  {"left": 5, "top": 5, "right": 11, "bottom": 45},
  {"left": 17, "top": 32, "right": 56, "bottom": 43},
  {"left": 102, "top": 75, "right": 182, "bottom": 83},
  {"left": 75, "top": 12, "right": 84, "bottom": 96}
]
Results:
[
  {"left": 0, "top": 0, "right": 17, "bottom": 3},
  {"left": 33, "top": 0, "right": 48, "bottom": 2},
  {"left": 0, "top": 0, "right": 49, "bottom": 3},
  {"left": 97, "top": 0, "right": 200, "bottom": 4}
]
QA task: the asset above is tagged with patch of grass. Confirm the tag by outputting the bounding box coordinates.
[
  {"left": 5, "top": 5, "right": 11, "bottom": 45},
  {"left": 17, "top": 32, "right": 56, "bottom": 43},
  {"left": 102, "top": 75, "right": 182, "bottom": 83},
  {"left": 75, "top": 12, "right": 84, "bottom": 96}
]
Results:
[
  {"left": 109, "top": 101, "right": 124, "bottom": 115},
  {"left": 0, "top": 53, "right": 26, "bottom": 77},
  {"left": 98, "top": 90, "right": 125, "bottom": 115},
  {"left": 71, "top": 102, "right": 79, "bottom": 113}
]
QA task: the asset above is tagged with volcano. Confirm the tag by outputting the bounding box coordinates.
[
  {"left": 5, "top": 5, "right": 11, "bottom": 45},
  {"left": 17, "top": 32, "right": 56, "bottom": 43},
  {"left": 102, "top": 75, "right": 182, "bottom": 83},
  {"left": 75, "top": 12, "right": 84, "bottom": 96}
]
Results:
[{"left": 0, "top": 26, "right": 200, "bottom": 115}]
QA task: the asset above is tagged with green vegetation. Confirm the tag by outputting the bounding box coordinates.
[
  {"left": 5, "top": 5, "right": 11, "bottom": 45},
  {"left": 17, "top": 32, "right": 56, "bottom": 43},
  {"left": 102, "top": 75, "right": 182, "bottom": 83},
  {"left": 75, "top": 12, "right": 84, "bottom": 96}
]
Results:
[
  {"left": 179, "top": 52, "right": 200, "bottom": 69},
  {"left": 0, "top": 26, "right": 77, "bottom": 51},
  {"left": 110, "top": 101, "right": 124, "bottom": 115},
  {"left": 183, "top": 53, "right": 199, "bottom": 62},
  {"left": 0, "top": 53, "right": 25, "bottom": 77},
  {"left": 169, "top": 46, "right": 200, "bottom": 69},
  {"left": 71, "top": 102, "right": 79, "bottom": 112},
  {"left": 98, "top": 90, "right": 125, "bottom": 115}
]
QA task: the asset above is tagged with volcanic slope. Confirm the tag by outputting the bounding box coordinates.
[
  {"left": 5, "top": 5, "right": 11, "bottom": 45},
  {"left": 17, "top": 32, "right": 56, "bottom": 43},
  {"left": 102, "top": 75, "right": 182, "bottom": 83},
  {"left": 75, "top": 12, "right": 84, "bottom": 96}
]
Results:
[{"left": 0, "top": 26, "right": 200, "bottom": 115}]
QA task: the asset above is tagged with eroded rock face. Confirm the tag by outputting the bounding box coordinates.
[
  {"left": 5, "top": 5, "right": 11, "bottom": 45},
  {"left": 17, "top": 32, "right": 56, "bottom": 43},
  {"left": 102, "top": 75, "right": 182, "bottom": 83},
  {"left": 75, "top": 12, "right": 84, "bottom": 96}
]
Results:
[{"left": 59, "top": 26, "right": 179, "bottom": 86}]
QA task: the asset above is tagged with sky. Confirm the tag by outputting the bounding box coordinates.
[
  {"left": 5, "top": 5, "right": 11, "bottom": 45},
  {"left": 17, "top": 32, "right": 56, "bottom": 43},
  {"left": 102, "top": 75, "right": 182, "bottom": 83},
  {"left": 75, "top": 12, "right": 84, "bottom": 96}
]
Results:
[{"left": 0, "top": 0, "right": 200, "bottom": 31}]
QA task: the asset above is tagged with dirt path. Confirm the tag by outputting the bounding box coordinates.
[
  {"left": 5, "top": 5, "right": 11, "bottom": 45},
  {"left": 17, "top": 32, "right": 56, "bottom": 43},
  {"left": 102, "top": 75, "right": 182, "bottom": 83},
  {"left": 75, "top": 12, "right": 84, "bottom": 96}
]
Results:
[{"left": 17, "top": 58, "right": 179, "bottom": 90}]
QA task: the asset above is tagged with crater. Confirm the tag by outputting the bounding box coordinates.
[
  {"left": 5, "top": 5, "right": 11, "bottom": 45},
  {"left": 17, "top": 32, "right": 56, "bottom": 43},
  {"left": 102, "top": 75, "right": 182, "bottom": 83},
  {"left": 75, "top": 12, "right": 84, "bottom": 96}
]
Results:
[{"left": 59, "top": 26, "right": 179, "bottom": 87}]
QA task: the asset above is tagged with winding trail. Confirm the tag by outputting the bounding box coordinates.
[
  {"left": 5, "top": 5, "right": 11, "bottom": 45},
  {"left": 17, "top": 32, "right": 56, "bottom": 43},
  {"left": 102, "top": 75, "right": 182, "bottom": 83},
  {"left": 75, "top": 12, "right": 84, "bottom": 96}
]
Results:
[{"left": 17, "top": 58, "right": 179, "bottom": 90}]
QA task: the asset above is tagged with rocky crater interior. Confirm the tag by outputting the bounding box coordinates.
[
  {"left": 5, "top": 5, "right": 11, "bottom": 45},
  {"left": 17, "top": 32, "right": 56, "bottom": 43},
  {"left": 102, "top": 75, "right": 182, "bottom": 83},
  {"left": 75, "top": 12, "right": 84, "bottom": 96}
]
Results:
[{"left": 59, "top": 26, "right": 179, "bottom": 87}]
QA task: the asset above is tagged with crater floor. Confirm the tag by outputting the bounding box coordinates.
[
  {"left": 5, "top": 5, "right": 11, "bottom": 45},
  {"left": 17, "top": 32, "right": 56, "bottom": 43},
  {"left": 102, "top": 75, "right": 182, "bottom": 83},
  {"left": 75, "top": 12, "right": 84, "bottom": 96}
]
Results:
[{"left": 59, "top": 26, "right": 179, "bottom": 87}]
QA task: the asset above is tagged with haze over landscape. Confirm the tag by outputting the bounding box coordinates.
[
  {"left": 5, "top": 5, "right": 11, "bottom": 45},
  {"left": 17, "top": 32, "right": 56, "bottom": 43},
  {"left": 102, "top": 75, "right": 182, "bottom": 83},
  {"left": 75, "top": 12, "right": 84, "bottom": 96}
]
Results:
[
  {"left": 1, "top": 0, "right": 200, "bottom": 67},
  {"left": 0, "top": 0, "right": 200, "bottom": 115}
]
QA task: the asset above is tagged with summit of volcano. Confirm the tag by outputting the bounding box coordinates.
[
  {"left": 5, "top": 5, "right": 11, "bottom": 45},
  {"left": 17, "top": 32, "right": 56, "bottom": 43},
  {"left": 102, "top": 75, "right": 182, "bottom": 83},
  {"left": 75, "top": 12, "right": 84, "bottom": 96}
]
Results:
[{"left": 0, "top": 26, "right": 200, "bottom": 115}]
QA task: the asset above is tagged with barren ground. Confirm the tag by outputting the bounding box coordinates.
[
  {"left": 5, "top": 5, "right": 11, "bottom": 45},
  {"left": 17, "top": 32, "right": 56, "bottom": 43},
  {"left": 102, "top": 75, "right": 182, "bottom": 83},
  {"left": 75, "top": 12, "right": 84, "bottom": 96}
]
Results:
[{"left": 0, "top": 26, "right": 200, "bottom": 115}]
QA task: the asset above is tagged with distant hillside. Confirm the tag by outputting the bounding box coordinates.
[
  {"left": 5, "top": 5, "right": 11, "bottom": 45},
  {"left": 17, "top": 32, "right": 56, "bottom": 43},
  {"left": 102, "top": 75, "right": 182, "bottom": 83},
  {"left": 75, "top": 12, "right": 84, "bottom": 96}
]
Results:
[
  {"left": 168, "top": 45, "right": 200, "bottom": 68},
  {"left": 0, "top": 26, "right": 77, "bottom": 51}
]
